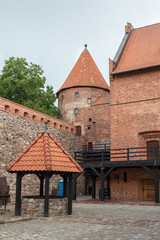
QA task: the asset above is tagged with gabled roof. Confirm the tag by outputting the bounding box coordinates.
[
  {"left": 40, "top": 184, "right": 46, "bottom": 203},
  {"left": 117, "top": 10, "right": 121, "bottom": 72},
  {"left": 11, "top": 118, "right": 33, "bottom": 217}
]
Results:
[
  {"left": 112, "top": 23, "right": 160, "bottom": 74},
  {"left": 57, "top": 46, "right": 109, "bottom": 95},
  {"left": 6, "top": 133, "right": 83, "bottom": 173}
]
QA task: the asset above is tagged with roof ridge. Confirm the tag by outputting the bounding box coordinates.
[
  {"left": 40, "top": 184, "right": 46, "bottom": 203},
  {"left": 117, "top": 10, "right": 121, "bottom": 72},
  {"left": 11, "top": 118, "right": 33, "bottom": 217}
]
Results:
[
  {"left": 134, "top": 22, "right": 160, "bottom": 30},
  {"left": 43, "top": 133, "right": 52, "bottom": 171}
]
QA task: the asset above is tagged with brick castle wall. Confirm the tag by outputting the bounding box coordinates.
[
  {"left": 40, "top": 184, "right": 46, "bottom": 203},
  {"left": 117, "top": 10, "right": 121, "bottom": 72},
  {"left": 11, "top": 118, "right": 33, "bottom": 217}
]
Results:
[
  {"left": 110, "top": 68, "right": 160, "bottom": 150},
  {"left": 58, "top": 87, "right": 110, "bottom": 145},
  {"left": 0, "top": 97, "right": 76, "bottom": 134},
  {"left": 110, "top": 168, "right": 160, "bottom": 201}
]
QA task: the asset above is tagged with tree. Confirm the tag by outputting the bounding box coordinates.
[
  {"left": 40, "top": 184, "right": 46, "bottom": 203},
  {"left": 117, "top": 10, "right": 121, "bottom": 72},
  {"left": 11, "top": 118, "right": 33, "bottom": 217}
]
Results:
[{"left": 0, "top": 57, "right": 61, "bottom": 118}]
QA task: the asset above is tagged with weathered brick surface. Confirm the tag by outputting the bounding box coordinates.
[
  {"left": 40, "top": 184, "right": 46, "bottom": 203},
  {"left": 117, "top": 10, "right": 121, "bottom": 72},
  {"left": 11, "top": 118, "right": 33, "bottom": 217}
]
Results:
[
  {"left": 110, "top": 168, "right": 160, "bottom": 201},
  {"left": 110, "top": 68, "right": 160, "bottom": 150},
  {"left": 58, "top": 87, "right": 110, "bottom": 145}
]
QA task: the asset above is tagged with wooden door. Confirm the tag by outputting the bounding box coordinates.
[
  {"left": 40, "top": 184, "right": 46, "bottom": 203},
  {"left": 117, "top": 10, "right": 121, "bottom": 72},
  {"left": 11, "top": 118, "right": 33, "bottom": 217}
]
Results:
[{"left": 142, "top": 179, "right": 155, "bottom": 201}]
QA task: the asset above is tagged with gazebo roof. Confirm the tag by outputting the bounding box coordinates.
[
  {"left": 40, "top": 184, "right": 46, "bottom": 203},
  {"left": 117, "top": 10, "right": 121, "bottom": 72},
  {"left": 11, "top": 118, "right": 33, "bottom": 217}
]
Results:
[{"left": 6, "top": 132, "right": 83, "bottom": 173}]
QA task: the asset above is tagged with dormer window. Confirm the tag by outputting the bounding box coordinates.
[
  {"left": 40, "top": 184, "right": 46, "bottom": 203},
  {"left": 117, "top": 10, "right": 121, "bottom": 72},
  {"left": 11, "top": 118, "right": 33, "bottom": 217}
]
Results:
[
  {"left": 74, "top": 108, "right": 78, "bottom": 114},
  {"left": 75, "top": 92, "right": 79, "bottom": 98},
  {"left": 88, "top": 98, "right": 91, "bottom": 104}
]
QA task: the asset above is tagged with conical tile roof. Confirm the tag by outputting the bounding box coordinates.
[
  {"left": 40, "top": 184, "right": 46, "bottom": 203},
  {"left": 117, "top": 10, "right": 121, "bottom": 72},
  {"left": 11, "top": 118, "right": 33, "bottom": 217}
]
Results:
[
  {"left": 6, "top": 133, "right": 83, "bottom": 173},
  {"left": 57, "top": 46, "right": 109, "bottom": 95}
]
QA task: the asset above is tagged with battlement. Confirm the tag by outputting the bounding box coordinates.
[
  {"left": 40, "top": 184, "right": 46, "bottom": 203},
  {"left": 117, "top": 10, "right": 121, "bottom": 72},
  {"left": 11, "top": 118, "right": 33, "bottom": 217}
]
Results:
[{"left": 0, "top": 97, "right": 76, "bottom": 134}]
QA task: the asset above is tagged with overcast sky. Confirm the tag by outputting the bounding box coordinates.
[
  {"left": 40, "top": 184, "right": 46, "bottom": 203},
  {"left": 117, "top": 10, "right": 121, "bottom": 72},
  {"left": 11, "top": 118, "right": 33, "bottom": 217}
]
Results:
[{"left": 0, "top": 0, "right": 160, "bottom": 96}]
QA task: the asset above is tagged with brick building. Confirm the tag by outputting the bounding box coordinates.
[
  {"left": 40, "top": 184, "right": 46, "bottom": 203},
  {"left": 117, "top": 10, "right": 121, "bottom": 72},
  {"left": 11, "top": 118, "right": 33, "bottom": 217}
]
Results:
[{"left": 109, "top": 22, "right": 160, "bottom": 201}]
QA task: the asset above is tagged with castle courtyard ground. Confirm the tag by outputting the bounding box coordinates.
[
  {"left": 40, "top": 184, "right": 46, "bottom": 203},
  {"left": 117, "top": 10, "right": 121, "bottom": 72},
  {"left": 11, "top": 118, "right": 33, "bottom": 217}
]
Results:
[{"left": 0, "top": 198, "right": 160, "bottom": 240}]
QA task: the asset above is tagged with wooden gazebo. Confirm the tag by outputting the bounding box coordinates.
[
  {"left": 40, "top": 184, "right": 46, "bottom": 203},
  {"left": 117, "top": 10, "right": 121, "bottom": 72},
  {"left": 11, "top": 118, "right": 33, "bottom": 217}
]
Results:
[{"left": 6, "top": 124, "right": 83, "bottom": 217}]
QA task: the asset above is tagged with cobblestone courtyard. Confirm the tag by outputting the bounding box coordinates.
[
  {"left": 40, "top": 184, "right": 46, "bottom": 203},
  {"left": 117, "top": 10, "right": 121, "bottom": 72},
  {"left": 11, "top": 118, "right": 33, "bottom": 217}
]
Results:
[{"left": 0, "top": 202, "right": 160, "bottom": 240}]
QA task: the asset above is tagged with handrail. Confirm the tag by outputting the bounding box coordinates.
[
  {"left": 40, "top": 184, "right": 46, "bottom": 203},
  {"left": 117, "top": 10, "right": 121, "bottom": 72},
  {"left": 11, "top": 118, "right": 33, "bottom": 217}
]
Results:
[{"left": 75, "top": 146, "right": 160, "bottom": 164}]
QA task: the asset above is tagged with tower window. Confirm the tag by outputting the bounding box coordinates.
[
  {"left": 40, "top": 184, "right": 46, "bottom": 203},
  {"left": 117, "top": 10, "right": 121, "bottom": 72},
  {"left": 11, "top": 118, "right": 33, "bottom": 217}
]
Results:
[
  {"left": 88, "top": 126, "right": 91, "bottom": 130},
  {"left": 88, "top": 98, "right": 91, "bottom": 104},
  {"left": 75, "top": 92, "right": 79, "bottom": 98},
  {"left": 74, "top": 108, "right": 78, "bottom": 114},
  {"left": 76, "top": 126, "right": 81, "bottom": 136},
  {"left": 89, "top": 118, "right": 92, "bottom": 122}
]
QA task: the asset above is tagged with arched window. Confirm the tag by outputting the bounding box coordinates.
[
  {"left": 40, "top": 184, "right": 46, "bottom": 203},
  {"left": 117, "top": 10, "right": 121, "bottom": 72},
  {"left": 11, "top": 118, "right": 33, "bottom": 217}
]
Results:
[
  {"left": 75, "top": 92, "right": 79, "bottom": 98},
  {"left": 74, "top": 108, "right": 78, "bottom": 114},
  {"left": 76, "top": 126, "right": 81, "bottom": 136},
  {"left": 147, "top": 140, "right": 159, "bottom": 161},
  {"left": 88, "top": 98, "right": 91, "bottom": 104}
]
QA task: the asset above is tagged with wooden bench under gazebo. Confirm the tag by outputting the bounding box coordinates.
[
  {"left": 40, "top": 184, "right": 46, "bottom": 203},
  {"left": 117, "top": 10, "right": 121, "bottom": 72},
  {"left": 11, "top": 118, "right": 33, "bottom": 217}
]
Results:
[{"left": 6, "top": 123, "right": 83, "bottom": 217}]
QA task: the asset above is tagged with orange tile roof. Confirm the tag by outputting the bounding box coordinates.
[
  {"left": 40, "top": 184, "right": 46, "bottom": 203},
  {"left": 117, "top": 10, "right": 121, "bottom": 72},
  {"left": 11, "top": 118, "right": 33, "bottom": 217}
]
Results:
[
  {"left": 6, "top": 133, "right": 83, "bottom": 173},
  {"left": 94, "top": 96, "right": 110, "bottom": 106},
  {"left": 57, "top": 47, "right": 109, "bottom": 95},
  {"left": 112, "top": 23, "right": 160, "bottom": 74}
]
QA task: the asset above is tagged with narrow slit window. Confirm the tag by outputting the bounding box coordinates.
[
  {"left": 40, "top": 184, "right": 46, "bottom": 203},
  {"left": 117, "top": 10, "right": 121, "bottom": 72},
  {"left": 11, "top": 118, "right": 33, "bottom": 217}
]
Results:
[{"left": 75, "top": 108, "right": 78, "bottom": 114}]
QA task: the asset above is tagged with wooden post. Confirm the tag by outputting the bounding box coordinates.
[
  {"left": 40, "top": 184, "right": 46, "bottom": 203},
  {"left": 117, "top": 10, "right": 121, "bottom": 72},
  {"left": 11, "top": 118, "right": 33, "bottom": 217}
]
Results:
[
  {"left": 72, "top": 174, "right": 77, "bottom": 201},
  {"left": 84, "top": 173, "right": 88, "bottom": 195},
  {"left": 68, "top": 173, "right": 72, "bottom": 215},
  {"left": 92, "top": 176, "right": 96, "bottom": 199},
  {"left": 40, "top": 176, "right": 44, "bottom": 196},
  {"left": 100, "top": 169, "right": 105, "bottom": 201},
  {"left": 63, "top": 174, "right": 67, "bottom": 197},
  {"left": 155, "top": 167, "right": 159, "bottom": 203},
  {"left": 15, "top": 172, "right": 22, "bottom": 216},
  {"left": 44, "top": 174, "right": 50, "bottom": 217}
]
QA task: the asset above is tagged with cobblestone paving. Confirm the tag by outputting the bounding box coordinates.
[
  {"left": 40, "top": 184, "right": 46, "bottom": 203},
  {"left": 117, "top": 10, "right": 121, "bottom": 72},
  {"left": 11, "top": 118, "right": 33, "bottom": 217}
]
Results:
[{"left": 0, "top": 203, "right": 160, "bottom": 239}]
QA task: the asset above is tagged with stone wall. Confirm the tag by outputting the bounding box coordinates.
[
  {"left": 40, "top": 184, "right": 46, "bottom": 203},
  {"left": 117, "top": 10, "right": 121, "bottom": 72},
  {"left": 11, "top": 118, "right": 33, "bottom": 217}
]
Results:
[
  {"left": 0, "top": 109, "right": 83, "bottom": 201},
  {"left": 22, "top": 197, "right": 68, "bottom": 217}
]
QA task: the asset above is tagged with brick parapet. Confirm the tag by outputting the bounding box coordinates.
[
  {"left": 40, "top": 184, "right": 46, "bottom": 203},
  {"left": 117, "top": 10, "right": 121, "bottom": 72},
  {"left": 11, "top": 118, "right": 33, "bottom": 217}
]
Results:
[{"left": 0, "top": 97, "right": 76, "bottom": 134}]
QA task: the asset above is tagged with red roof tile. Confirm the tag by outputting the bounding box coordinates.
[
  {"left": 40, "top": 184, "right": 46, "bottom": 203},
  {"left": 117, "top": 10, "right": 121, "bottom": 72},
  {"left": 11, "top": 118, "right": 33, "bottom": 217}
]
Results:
[
  {"left": 57, "top": 48, "right": 109, "bottom": 95},
  {"left": 6, "top": 133, "right": 83, "bottom": 173},
  {"left": 94, "top": 96, "right": 110, "bottom": 106},
  {"left": 112, "top": 23, "right": 160, "bottom": 74}
]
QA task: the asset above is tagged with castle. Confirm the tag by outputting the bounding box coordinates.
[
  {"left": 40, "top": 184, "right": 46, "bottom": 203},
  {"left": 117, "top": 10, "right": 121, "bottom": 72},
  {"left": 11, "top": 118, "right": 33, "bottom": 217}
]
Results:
[{"left": 0, "top": 22, "right": 160, "bottom": 203}]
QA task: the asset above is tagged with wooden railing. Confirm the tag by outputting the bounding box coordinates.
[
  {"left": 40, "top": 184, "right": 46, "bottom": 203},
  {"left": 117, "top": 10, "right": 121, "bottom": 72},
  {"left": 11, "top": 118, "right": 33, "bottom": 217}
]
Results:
[{"left": 75, "top": 146, "right": 160, "bottom": 164}]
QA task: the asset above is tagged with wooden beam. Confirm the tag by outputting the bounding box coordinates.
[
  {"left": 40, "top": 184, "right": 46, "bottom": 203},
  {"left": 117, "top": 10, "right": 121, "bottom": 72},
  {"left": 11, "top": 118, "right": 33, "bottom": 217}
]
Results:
[
  {"left": 92, "top": 176, "right": 96, "bottom": 199},
  {"left": 142, "top": 166, "right": 154, "bottom": 177},
  {"left": 40, "top": 176, "right": 44, "bottom": 196},
  {"left": 63, "top": 174, "right": 67, "bottom": 198},
  {"left": 100, "top": 169, "right": 105, "bottom": 201},
  {"left": 103, "top": 167, "right": 115, "bottom": 179},
  {"left": 44, "top": 174, "right": 50, "bottom": 217},
  {"left": 84, "top": 173, "right": 89, "bottom": 195},
  {"left": 72, "top": 174, "right": 77, "bottom": 201},
  {"left": 91, "top": 168, "right": 100, "bottom": 178},
  {"left": 68, "top": 173, "right": 72, "bottom": 215},
  {"left": 155, "top": 167, "right": 159, "bottom": 203},
  {"left": 15, "top": 172, "right": 23, "bottom": 216}
]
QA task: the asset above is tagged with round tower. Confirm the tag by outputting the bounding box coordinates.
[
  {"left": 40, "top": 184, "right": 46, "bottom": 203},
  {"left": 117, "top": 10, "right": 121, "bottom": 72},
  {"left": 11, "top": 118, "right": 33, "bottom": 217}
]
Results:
[{"left": 57, "top": 45, "right": 110, "bottom": 145}]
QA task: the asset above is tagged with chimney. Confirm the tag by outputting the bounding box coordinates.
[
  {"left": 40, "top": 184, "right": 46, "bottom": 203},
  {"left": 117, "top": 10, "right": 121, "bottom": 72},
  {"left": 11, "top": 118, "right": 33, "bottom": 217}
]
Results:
[{"left": 125, "top": 22, "right": 133, "bottom": 34}]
